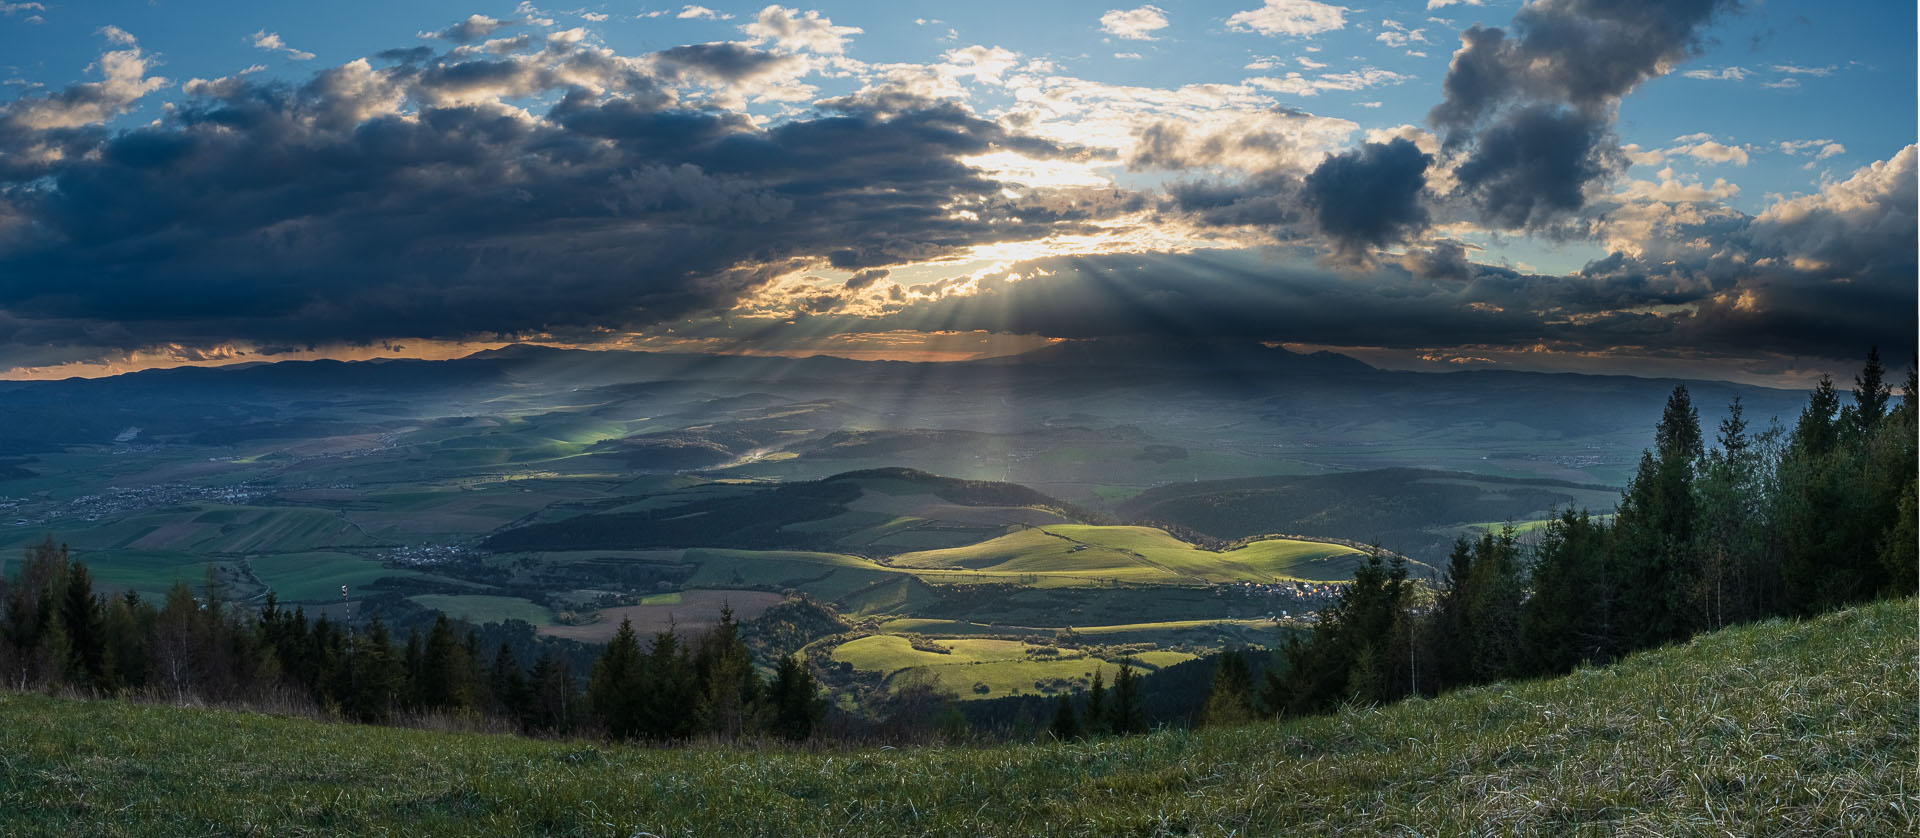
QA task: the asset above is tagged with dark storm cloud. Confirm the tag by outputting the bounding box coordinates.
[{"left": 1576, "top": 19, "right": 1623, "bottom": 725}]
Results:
[
  {"left": 1451, "top": 105, "right": 1614, "bottom": 229},
  {"left": 814, "top": 142, "right": 1916, "bottom": 364},
  {"left": 1429, "top": 0, "right": 1736, "bottom": 228},
  {"left": 1303, "top": 138, "right": 1431, "bottom": 262},
  {"left": 1397, "top": 241, "right": 1475, "bottom": 283},
  {"left": 0, "top": 41, "right": 1106, "bottom": 350},
  {"left": 651, "top": 42, "right": 801, "bottom": 84}
]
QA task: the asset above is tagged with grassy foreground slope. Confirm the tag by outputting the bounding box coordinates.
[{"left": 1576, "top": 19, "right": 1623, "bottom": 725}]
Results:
[{"left": 2, "top": 599, "right": 1912, "bottom": 836}]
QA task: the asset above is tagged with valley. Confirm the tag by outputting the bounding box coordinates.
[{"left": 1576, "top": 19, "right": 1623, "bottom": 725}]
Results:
[{"left": 0, "top": 343, "right": 1810, "bottom": 702}]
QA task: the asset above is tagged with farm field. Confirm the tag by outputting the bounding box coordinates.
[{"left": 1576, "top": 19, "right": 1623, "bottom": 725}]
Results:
[
  {"left": 538, "top": 589, "right": 785, "bottom": 642},
  {"left": 407, "top": 595, "right": 555, "bottom": 626},
  {"left": 248, "top": 552, "right": 442, "bottom": 604},
  {"left": 830, "top": 635, "right": 1197, "bottom": 700}
]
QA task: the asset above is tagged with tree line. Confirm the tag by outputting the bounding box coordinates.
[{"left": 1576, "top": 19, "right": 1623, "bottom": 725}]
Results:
[
  {"left": 1248, "top": 349, "right": 1915, "bottom": 718},
  {"left": 0, "top": 556, "right": 825, "bottom": 743}
]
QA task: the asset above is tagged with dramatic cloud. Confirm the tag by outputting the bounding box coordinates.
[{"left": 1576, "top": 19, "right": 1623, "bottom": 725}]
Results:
[
  {"left": 1100, "top": 6, "right": 1170, "bottom": 41},
  {"left": 1429, "top": 0, "right": 1736, "bottom": 228},
  {"left": 0, "top": 36, "right": 1105, "bottom": 351},
  {"left": 0, "top": 29, "right": 167, "bottom": 180},
  {"left": 1304, "top": 138, "right": 1432, "bottom": 262},
  {"left": 0, "top": 2, "right": 1906, "bottom": 380},
  {"left": 1227, "top": 1, "right": 1349, "bottom": 38}
]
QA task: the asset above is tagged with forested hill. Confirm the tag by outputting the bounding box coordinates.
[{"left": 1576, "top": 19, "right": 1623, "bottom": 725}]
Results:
[{"left": 0, "top": 597, "right": 1908, "bottom": 835}]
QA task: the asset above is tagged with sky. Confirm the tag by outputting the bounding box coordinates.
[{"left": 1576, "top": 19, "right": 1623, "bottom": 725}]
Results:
[{"left": 0, "top": 1, "right": 1912, "bottom": 385}]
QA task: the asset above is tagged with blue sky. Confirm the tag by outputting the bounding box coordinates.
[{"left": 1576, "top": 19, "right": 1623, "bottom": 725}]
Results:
[{"left": 0, "top": 1, "right": 1912, "bottom": 383}]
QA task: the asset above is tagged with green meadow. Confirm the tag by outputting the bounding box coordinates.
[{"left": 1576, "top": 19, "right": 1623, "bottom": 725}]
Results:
[{"left": 0, "top": 597, "right": 1907, "bottom": 835}]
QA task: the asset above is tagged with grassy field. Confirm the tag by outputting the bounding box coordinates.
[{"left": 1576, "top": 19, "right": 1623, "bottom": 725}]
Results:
[
  {"left": 889, "top": 525, "right": 1382, "bottom": 584},
  {"left": 407, "top": 594, "right": 554, "bottom": 626},
  {"left": 830, "top": 635, "right": 1198, "bottom": 700},
  {"left": 249, "top": 552, "right": 439, "bottom": 603},
  {"left": 0, "top": 598, "right": 1907, "bottom": 835}
]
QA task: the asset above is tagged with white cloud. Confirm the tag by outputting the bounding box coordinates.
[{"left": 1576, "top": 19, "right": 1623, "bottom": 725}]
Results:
[
  {"left": 943, "top": 45, "right": 1020, "bottom": 83},
  {"left": 1296, "top": 56, "right": 1326, "bottom": 69},
  {"left": 743, "top": 6, "right": 862, "bottom": 55},
  {"left": 99, "top": 24, "right": 137, "bottom": 46},
  {"left": 0, "top": 2, "right": 44, "bottom": 23},
  {"left": 1681, "top": 66, "right": 1747, "bottom": 81},
  {"left": 1248, "top": 67, "right": 1405, "bottom": 96},
  {"left": 1425, "top": 0, "right": 1483, "bottom": 8},
  {"left": 1357, "top": 101, "right": 1382, "bottom": 108},
  {"left": 677, "top": 5, "right": 730, "bottom": 20},
  {"left": 1115, "top": 52, "right": 1144, "bottom": 60},
  {"left": 1375, "top": 19, "right": 1427, "bottom": 49},
  {"left": 250, "top": 30, "right": 316, "bottom": 61},
  {"left": 1227, "top": 1, "right": 1349, "bottom": 37},
  {"left": 1676, "top": 139, "right": 1750, "bottom": 166},
  {"left": 1100, "top": 6, "right": 1170, "bottom": 41},
  {"left": 1772, "top": 64, "right": 1835, "bottom": 76},
  {"left": 1762, "top": 78, "right": 1799, "bottom": 90},
  {"left": 1780, "top": 139, "right": 1846, "bottom": 169},
  {"left": 1780, "top": 139, "right": 1846, "bottom": 160},
  {"left": 5, "top": 30, "right": 168, "bottom": 131}
]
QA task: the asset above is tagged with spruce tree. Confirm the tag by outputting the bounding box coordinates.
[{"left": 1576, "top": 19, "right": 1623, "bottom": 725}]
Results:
[
  {"left": 1199, "top": 649, "right": 1255, "bottom": 727},
  {"left": 643, "top": 629, "right": 697, "bottom": 741},
  {"left": 588, "top": 618, "right": 645, "bottom": 739},
  {"left": 1084, "top": 667, "right": 1108, "bottom": 736},
  {"left": 768, "top": 653, "right": 825, "bottom": 742},
  {"left": 1048, "top": 692, "right": 1079, "bottom": 741},
  {"left": 1109, "top": 661, "right": 1144, "bottom": 734},
  {"left": 60, "top": 560, "right": 107, "bottom": 691}
]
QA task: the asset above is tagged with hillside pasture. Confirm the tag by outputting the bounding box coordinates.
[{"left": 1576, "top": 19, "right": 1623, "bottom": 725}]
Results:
[
  {"left": 890, "top": 525, "right": 1379, "bottom": 584},
  {"left": 830, "top": 635, "right": 1197, "bottom": 699}
]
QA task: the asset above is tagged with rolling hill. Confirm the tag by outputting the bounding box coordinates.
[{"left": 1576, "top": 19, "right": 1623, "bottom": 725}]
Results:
[{"left": 2, "top": 597, "right": 1906, "bottom": 835}]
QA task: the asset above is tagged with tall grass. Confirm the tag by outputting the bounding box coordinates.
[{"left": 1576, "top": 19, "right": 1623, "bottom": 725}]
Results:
[{"left": 2, "top": 598, "right": 1912, "bottom": 835}]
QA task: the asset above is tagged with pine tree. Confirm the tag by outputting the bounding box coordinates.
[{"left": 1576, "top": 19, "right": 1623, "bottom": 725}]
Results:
[
  {"left": 418, "top": 615, "right": 477, "bottom": 712},
  {"left": 488, "top": 643, "right": 530, "bottom": 728},
  {"left": 587, "top": 618, "right": 645, "bottom": 739},
  {"left": 1877, "top": 362, "right": 1919, "bottom": 594},
  {"left": 1845, "top": 345, "right": 1891, "bottom": 440},
  {"left": 1464, "top": 529, "right": 1523, "bottom": 682},
  {"left": 1, "top": 538, "right": 64, "bottom": 690},
  {"left": 1614, "top": 385, "right": 1704, "bottom": 648},
  {"left": 642, "top": 629, "right": 697, "bottom": 741},
  {"left": 768, "top": 653, "right": 825, "bottom": 742},
  {"left": 349, "top": 616, "right": 404, "bottom": 723},
  {"left": 1199, "top": 649, "right": 1255, "bottom": 727},
  {"left": 1048, "top": 692, "right": 1079, "bottom": 741},
  {"left": 692, "top": 606, "right": 761, "bottom": 739},
  {"left": 1083, "top": 666, "right": 1108, "bottom": 736},
  {"left": 60, "top": 560, "right": 109, "bottom": 692},
  {"left": 1109, "top": 661, "right": 1144, "bottom": 734},
  {"left": 527, "top": 649, "right": 576, "bottom": 734},
  {"left": 1519, "top": 510, "right": 1614, "bottom": 675}
]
